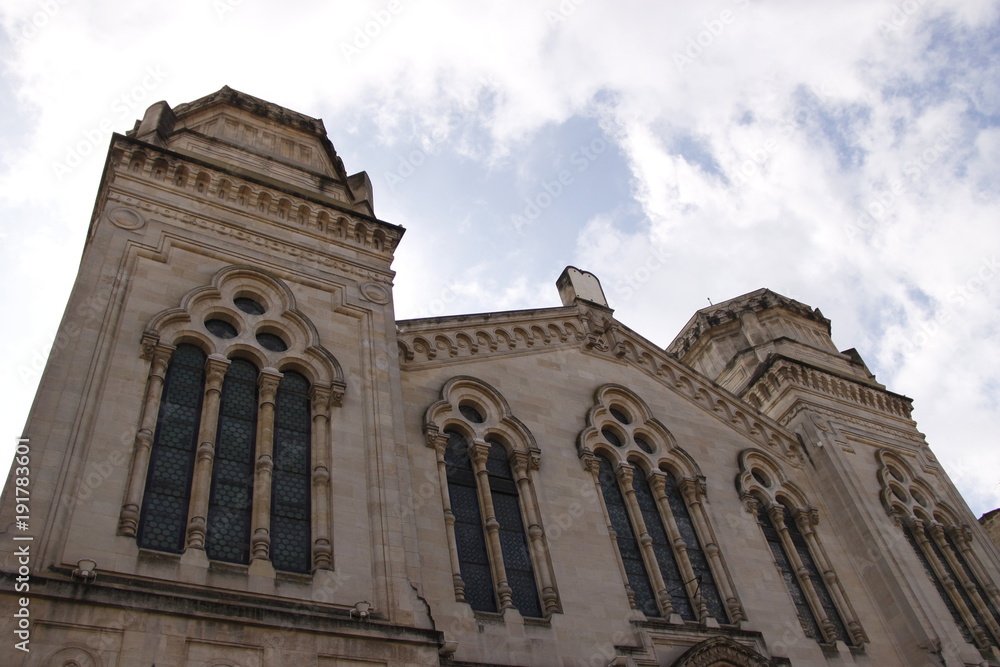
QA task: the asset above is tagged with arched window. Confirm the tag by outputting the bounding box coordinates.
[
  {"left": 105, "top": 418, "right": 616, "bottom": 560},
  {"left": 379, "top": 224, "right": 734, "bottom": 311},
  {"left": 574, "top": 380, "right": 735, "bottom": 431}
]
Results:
[
  {"left": 425, "top": 376, "right": 560, "bottom": 617},
  {"left": 445, "top": 430, "right": 496, "bottom": 613},
  {"left": 205, "top": 359, "right": 257, "bottom": 565},
  {"left": 137, "top": 344, "right": 205, "bottom": 553},
  {"left": 738, "top": 449, "right": 867, "bottom": 647},
  {"left": 579, "top": 385, "right": 742, "bottom": 623},
  {"left": 270, "top": 371, "right": 312, "bottom": 573}
]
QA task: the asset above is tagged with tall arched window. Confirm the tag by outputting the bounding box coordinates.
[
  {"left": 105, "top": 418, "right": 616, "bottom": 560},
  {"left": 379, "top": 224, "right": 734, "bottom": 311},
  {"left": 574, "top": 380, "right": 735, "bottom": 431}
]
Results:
[
  {"left": 738, "top": 449, "right": 867, "bottom": 647},
  {"left": 206, "top": 358, "right": 257, "bottom": 564},
  {"left": 271, "top": 371, "right": 312, "bottom": 573},
  {"left": 596, "top": 455, "right": 659, "bottom": 618},
  {"left": 446, "top": 430, "right": 496, "bottom": 613},
  {"left": 579, "top": 385, "right": 743, "bottom": 624},
  {"left": 137, "top": 344, "right": 205, "bottom": 553},
  {"left": 425, "top": 376, "right": 560, "bottom": 618}
]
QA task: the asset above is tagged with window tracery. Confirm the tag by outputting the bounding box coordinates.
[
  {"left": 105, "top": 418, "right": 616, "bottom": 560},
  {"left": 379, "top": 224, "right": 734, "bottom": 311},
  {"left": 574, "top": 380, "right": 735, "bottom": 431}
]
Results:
[
  {"left": 123, "top": 266, "right": 344, "bottom": 575},
  {"left": 579, "top": 384, "right": 743, "bottom": 625},
  {"left": 424, "top": 376, "right": 560, "bottom": 618},
  {"left": 737, "top": 449, "right": 867, "bottom": 647}
]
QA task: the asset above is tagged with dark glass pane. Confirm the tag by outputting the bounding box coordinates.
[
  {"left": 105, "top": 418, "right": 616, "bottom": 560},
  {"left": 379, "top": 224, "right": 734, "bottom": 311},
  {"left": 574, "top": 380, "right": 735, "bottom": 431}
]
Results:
[
  {"left": 784, "top": 506, "right": 850, "bottom": 645},
  {"left": 602, "top": 427, "right": 623, "bottom": 448},
  {"left": 757, "top": 502, "right": 822, "bottom": 640},
  {"left": 205, "top": 318, "right": 238, "bottom": 339},
  {"left": 663, "top": 473, "right": 727, "bottom": 623},
  {"left": 234, "top": 297, "right": 266, "bottom": 315},
  {"left": 609, "top": 407, "right": 631, "bottom": 424},
  {"left": 598, "top": 457, "right": 659, "bottom": 617},
  {"left": 459, "top": 404, "right": 484, "bottom": 423},
  {"left": 488, "top": 442, "right": 542, "bottom": 618},
  {"left": 139, "top": 344, "right": 205, "bottom": 553},
  {"left": 271, "top": 371, "right": 312, "bottom": 573},
  {"left": 256, "top": 332, "right": 288, "bottom": 352},
  {"left": 904, "top": 524, "right": 974, "bottom": 644},
  {"left": 633, "top": 436, "right": 653, "bottom": 454},
  {"left": 446, "top": 431, "right": 496, "bottom": 612},
  {"left": 632, "top": 470, "right": 693, "bottom": 620},
  {"left": 206, "top": 359, "right": 256, "bottom": 565}
]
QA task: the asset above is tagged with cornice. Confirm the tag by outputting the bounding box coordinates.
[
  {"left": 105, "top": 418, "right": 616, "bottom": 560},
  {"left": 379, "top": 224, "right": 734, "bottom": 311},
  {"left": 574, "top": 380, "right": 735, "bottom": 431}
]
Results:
[
  {"left": 745, "top": 355, "right": 914, "bottom": 421},
  {"left": 779, "top": 402, "right": 928, "bottom": 448},
  {"left": 398, "top": 306, "right": 804, "bottom": 464}
]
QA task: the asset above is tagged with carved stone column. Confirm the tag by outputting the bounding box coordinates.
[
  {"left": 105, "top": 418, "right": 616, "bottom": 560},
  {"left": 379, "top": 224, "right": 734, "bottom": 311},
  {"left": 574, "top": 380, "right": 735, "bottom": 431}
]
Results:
[
  {"left": 949, "top": 525, "right": 1000, "bottom": 614},
  {"left": 910, "top": 518, "right": 990, "bottom": 649},
  {"left": 250, "top": 368, "right": 282, "bottom": 561},
  {"left": 512, "top": 451, "right": 559, "bottom": 615},
  {"left": 929, "top": 522, "right": 1000, "bottom": 642},
  {"left": 679, "top": 476, "right": 745, "bottom": 624},
  {"left": 648, "top": 471, "right": 704, "bottom": 621},
  {"left": 582, "top": 453, "right": 637, "bottom": 610},
  {"left": 184, "top": 355, "right": 230, "bottom": 551},
  {"left": 119, "top": 339, "right": 173, "bottom": 536},
  {"left": 471, "top": 441, "right": 513, "bottom": 610},
  {"left": 427, "top": 430, "right": 467, "bottom": 603},
  {"left": 767, "top": 503, "right": 837, "bottom": 645},
  {"left": 793, "top": 508, "right": 867, "bottom": 646},
  {"left": 309, "top": 384, "right": 333, "bottom": 571},
  {"left": 617, "top": 463, "right": 673, "bottom": 618}
]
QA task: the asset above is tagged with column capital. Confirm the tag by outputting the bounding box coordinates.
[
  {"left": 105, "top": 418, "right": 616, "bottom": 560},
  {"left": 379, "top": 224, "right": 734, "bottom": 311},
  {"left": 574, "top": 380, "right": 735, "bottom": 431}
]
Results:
[
  {"left": 204, "top": 355, "right": 231, "bottom": 390},
  {"left": 678, "top": 475, "right": 707, "bottom": 502},
  {"left": 309, "top": 384, "right": 333, "bottom": 416},
  {"left": 140, "top": 330, "right": 164, "bottom": 361},
  {"left": 615, "top": 462, "right": 635, "bottom": 490},
  {"left": 257, "top": 367, "right": 283, "bottom": 403},
  {"left": 470, "top": 441, "right": 491, "bottom": 468}
]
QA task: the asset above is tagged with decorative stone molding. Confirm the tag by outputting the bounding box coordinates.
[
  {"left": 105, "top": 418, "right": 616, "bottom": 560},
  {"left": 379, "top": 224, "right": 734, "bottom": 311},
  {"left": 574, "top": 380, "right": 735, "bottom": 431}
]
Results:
[
  {"left": 745, "top": 356, "right": 914, "bottom": 420},
  {"left": 671, "top": 635, "right": 778, "bottom": 666}
]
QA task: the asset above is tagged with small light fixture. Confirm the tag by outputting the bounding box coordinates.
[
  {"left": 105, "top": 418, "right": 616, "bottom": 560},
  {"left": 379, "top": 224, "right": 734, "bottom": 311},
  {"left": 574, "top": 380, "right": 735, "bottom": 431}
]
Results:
[
  {"left": 73, "top": 558, "right": 97, "bottom": 583},
  {"left": 350, "top": 600, "right": 372, "bottom": 620}
]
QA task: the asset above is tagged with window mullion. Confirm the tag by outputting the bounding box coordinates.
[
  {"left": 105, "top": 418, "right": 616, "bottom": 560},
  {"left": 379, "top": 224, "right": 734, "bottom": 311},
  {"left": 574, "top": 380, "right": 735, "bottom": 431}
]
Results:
[
  {"left": 184, "top": 355, "right": 230, "bottom": 551},
  {"left": 792, "top": 508, "right": 868, "bottom": 646},
  {"left": 616, "top": 463, "right": 674, "bottom": 618},
  {"left": 911, "top": 519, "right": 992, "bottom": 649},
  {"left": 251, "top": 369, "right": 282, "bottom": 563},
  {"left": 766, "top": 503, "right": 838, "bottom": 645},
  {"left": 429, "top": 432, "right": 469, "bottom": 603},
  {"left": 511, "top": 452, "right": 558, "bottom": 615},
  {"left": 470, "top": 440, "right": 513, "bottom": 611},
  {"left": 679, "top": 477, "right": 744, "bottom": 624},
  {"left": 648, "top": 471, "right": 704, "bottom": 621},
  {"left": 120, "top": 341, "right": 173, "bottom": 536},
  {"left": 949, "top": 527, "right": 1000, "bottom": 622},
  {"left": 584, "top": 454, "right": 641, "bottom": 611},
  {"left": 929, "top": 522, "right": 1000, "bottom": 644},
  {"left": 309, "top": 384, "right": 333, "bottom": 572}
]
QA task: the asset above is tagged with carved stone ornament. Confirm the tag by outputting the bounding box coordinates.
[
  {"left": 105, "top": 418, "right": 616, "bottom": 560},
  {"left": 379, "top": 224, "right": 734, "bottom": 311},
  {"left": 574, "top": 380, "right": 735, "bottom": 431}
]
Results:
[
  {"left": 106, "top": 205, "right": 146, "bottom": 230},
  {"left": 671, "top": 636, "right": 776, "bottom": 666},
  {"left": 360, "top": 281, "right": 391, "bottom": 305}
]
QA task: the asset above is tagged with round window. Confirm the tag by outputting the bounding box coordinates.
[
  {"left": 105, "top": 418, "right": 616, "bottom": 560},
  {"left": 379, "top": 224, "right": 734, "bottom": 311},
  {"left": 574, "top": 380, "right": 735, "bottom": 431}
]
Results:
[
  {"left": 205, "top": 318, "right": 237, "bottom": 339},
  {"left": 234, "top": 296, "right": 266, "bottom": 315},
  {"left": 256, "top": 331, "right": 288, "bottom": 352}
]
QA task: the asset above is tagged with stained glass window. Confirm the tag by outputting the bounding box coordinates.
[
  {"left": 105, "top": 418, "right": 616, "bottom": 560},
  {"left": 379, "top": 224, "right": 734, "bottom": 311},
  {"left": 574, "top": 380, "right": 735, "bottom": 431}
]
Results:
[
  {"left": 206, "top": 359, "right": 257, "bottom": 565},
  {"left": 784, "top": 506, "right": 851, "bottom": 645},
  {"left": 756, "top": 501, "right": 822, "bottom": 640},
  {"left": 947, "top": 533, "right": 1000, "bottom": 632},
  {"left": 928, "top": 529, "right": 996, "bottom": 647},
  {"left": 598, "top": 456, "right": 659, "bottom": 617},
  {"left": 445, "top": 431, "right": 496, "bottom": 612},
  {"left": 632, "top": 469, "right": 692, "bottom": 620},
  {"left": 487, "top": 442, "right": 542, "bottom": 618},
  {"left": 138, "top": 344, "right": 205, "bottom": 553},
  {"left": 663, "top": 472, "right": 728, "bottom": 623},
  {"left": 271, "top": 371, "right": 312, "bottom": 573}
]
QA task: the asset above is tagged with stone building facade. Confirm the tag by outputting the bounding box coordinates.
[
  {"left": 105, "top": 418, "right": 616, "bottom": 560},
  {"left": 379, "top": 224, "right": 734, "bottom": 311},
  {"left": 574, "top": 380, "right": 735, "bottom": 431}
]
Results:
[{"left": 2, "top": 87, "right": 999, "bottom": 666}]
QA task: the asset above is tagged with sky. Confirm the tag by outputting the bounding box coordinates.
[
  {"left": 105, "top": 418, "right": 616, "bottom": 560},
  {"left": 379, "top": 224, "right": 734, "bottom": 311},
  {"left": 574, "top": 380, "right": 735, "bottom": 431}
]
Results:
[{"left": 0, "top": 0, "right": 998, "bottom": 518}]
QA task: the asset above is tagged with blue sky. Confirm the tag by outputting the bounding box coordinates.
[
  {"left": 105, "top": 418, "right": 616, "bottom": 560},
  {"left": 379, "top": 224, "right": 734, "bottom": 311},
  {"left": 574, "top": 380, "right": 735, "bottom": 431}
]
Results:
[{"left": 1, "top": 0, "right": 999, "bottom": 517}]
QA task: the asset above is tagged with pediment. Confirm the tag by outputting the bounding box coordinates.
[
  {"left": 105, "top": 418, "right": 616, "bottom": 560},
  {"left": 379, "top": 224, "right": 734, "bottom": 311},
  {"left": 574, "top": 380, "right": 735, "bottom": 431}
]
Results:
[{"left": 397, "top": 305, "right": 803, "bottom": 464}]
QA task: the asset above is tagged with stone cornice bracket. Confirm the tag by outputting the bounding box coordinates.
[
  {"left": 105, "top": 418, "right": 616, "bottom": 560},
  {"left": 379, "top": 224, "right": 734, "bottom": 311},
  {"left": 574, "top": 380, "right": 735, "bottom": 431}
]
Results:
[{"left": 140, "top": 330, "right": 161, "bottom": 360}]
